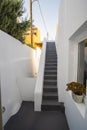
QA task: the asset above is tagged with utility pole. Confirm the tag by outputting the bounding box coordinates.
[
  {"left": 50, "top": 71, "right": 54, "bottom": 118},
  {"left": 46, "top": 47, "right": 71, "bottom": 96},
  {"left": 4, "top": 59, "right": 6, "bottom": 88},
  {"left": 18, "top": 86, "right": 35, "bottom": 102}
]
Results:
[{"left": 30, "top": 0, "right": 33, "bottom": 46}]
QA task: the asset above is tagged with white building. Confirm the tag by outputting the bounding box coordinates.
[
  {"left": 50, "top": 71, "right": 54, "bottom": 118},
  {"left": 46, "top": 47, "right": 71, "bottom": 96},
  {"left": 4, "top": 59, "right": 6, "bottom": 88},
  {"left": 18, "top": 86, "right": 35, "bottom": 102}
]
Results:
[
  {"left": 1, "top": 1, "right": 87, "bottom": 130},
  {"left": 56, "top": 0, "right": 87, "bottom": 130}
]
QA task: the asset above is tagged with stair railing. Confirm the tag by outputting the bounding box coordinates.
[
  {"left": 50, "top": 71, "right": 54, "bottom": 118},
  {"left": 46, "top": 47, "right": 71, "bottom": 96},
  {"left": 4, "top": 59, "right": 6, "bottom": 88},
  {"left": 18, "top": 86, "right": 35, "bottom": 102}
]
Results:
[{"left": 34, "top": 42, "right": 46, "bottom": 111}]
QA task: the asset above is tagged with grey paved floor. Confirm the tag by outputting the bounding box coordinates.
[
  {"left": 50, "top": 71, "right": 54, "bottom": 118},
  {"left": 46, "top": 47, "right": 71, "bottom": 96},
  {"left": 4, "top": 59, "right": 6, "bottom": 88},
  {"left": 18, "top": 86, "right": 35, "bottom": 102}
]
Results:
[{"left": 4, "top": 101, "right": 69, "bottom": 130}]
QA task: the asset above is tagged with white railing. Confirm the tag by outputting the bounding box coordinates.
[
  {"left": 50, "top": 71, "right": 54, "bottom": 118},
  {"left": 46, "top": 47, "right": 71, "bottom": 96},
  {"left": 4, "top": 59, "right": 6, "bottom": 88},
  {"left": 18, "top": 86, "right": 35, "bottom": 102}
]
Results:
[{"left": 34, "top": 42, "right": 46, "bottom": 111}]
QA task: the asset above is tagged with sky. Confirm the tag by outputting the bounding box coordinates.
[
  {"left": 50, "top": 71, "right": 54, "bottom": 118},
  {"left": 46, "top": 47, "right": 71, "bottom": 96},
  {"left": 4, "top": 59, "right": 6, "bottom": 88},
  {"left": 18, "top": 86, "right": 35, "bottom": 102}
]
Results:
[{"left": 23, "top": 0, "right": 61, "bottom": 41}]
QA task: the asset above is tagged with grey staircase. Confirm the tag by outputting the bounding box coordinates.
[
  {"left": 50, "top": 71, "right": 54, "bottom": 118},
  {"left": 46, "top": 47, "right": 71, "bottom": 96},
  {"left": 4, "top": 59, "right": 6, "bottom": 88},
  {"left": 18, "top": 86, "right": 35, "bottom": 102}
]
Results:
[{"left": 41, "top": 42, "right": 65, "bottom": 112}]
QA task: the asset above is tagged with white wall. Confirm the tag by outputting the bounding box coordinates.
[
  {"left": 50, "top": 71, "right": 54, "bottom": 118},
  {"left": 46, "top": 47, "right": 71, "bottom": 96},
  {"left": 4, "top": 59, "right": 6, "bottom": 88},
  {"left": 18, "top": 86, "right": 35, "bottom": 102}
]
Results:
[
  {"left": 1, "top": 63, "right": 22, "bottom": 126},
  {"left": 17, "top": 77, "right": 36, "bottom": 101},
  {"left": 0, "top": 30, "right": 36, "bottom": 125},
  {"left": 34, "top": 42, "right": 46, "bottom": 111},
  {"left": 56, "top": 0, "right": 87, "bottom": 130}
]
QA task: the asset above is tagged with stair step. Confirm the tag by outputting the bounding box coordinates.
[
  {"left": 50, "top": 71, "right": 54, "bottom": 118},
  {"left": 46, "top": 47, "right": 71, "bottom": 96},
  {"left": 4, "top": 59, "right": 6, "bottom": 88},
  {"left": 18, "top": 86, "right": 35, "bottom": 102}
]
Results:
[
  {"left": 45, "top": 68, "right": 57, "bottom": 71},
  {"left": 43, "top": 92, "right": 58, "bottom": 95},
  {"left": 46, "top": 56, "right": 57, "bottom": 58},
  {"left": 43, "top": 85, "right": 57, "bottom": 92},
  {"left": 44, "top": 75, "right": 57, "bottom": 80},
  {"left": 47, "top": 51, "right": 56, "bottom": 52},
  {"left": 46, "top": 55, "right": 57, "bottom": 57},
  {"left": 43, "top": 92, "right": 58, "bottom": 100},
  {"left": 46, "top": 61, "right": 57, "bottom": 64},
  {"left": 45, "top": 70, "right": 57, "bottom": 75},
  {"left": 44, "top": 79, "right": 57, "bottom": 85},
  {"left": 46, "top": 54, "right": 57, "bottom": 57},
  {"left": 45, "top": 66, "right": 57, "bottom": 69},
  {"left": 47, "top": 53, "right": 57, "bottom": 55},
  {"left": 45, "top": 63, "right": 57, "bottom": 66},
  {"left": 46, "top": 59, "right": 57, "bottom": 61},
  {"left": 46, "top": 58, "right": 57, "bottom": 60},
  {"left": 41, "top": 100, "right": 65, "bottom": 112},
  {"left": 47, "top": 52, "right": 56, "bottom": 53},
  {"left": 45, "top": 65, "right": 57, "bottom": 68}
]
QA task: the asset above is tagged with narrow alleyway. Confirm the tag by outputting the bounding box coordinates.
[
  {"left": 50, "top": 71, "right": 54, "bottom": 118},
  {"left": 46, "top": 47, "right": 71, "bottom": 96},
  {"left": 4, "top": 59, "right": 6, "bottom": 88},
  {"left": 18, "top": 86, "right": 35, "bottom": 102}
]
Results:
[
  {"left": 5, "top": 102, "right": 69, "bottom": 130},
  {"left": 4, "top": 42, "right": 69, "bottom": 130}
]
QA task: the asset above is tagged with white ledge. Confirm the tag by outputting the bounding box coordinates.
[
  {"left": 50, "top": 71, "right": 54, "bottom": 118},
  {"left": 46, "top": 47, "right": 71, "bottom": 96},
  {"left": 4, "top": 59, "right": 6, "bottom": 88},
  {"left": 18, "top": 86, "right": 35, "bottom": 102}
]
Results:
[
  {"left": 74, "top": 102, "right": 85, "bottom": 118},
  {"left": 68, "top": 92, "right": 86, "bottom": 118}
]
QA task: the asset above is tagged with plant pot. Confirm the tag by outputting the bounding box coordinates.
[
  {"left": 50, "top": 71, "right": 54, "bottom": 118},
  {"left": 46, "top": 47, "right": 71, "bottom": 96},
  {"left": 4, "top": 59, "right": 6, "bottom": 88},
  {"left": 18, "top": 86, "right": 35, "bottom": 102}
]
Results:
[{"left": 72, "top": 92, "right": 83, "bottom": 103}]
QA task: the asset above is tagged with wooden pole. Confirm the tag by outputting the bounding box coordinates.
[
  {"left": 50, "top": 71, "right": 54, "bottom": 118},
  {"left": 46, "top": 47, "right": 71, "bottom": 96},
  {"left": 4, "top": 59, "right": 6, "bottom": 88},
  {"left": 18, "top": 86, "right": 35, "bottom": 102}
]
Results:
[{"left": 30, "top": 0, "right": 33, "bottom": 46}]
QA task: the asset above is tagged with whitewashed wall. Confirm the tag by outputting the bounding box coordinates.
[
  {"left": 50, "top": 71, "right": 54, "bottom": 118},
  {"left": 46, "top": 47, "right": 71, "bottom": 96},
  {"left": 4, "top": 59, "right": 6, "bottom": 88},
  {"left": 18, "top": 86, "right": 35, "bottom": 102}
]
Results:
[
  {"left": 56, "top": 0, "right": 87, "bottom": 130},
  {"left": 17, "top": 77, "right": 36, "bottom": 101},
  {"left": 0, "top": 63, "right": 22, "bottom": 126},
  {"left": 34, "top": 42, "right": 46, "bottom": 111},
  {"left": 0, "top": 30, "right": 36, "bottom": 125}
]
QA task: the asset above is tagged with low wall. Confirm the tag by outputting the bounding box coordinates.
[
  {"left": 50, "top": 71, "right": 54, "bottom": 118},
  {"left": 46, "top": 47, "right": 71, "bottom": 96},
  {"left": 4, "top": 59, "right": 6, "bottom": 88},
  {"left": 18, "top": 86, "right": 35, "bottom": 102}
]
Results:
[
  {"left": 34, "top": 42, "right": 46, "bottom": 111},
  {"left": 1, "top": 63, "right": 22, "bottom": 126},
  {"left": 0, "top": 30, "right": 36, "bottom": 125},
  {"left": 17, "top": 77, "right": 36, "bottom": 101}
]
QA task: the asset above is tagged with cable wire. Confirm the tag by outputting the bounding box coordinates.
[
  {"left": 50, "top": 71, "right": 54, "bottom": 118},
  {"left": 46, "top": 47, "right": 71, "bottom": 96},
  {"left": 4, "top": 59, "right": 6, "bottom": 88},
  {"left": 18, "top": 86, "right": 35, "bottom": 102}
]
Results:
[{"left": 37, "top": 0, "right": 48, "bottom": 34}]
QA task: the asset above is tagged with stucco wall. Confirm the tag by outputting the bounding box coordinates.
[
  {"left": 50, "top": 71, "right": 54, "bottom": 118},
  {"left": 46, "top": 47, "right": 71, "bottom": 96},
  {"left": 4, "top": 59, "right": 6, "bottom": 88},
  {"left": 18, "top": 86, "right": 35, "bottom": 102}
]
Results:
[
  {"left": 0, "top": 30, "right": 35, "bottom": 125},
  {"left": 17, "top": 77, "right": 36, "bottom": 101},
  {"left": 34, "top": 42, "right": 46, "bottom": 111},
  {"left": 56, "top": 0, "right": 87, "bottom": 130}
]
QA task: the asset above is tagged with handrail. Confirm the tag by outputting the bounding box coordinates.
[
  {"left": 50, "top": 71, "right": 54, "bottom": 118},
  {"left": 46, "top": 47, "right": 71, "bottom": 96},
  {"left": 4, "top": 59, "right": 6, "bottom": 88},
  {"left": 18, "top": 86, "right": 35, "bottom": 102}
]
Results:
[{"left": 34, "top": 42, "right": 46, "bottom": 111}]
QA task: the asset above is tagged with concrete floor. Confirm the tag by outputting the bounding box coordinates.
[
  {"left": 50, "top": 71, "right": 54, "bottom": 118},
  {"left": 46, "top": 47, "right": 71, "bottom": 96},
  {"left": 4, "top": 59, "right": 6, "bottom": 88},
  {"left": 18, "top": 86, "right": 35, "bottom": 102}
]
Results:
[{"left": 4, "top": 101, "right": 69, "bottom": 130}]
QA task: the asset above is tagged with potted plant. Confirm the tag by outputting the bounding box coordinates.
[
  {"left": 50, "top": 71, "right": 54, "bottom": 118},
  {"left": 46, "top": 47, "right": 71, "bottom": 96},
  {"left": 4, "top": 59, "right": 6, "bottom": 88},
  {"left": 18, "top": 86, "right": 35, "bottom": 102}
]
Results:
[{"left": 66, "top": 82, "right": 86, "bottom": 103}]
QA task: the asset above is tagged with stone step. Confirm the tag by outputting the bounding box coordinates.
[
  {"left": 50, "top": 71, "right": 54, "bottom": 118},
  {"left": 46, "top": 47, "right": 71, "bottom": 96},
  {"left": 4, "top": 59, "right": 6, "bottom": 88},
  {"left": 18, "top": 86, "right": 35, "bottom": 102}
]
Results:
[
  {"left": 46, "top": 57, "right": 57, "bottom": 60},
  {"left": 45, "top": 57, "right": 57, "bottom": 61},
  {"left": 46, "top": 60, "right": 57, "bottom": 64},
  {"left": 47, "top": 53, "right": 57, "bottom": 55},
  {"left": 44, "top": 79, "right": 57, "bottom": 85},
  {"left": 41, "top": 100, "right": 65, "bottom": 112},
  {"left": 44, "top": 75, "right": 57, "bottom": 80},
  {"left": 46, "top": 59, "right": 57, "bottom": 62},
  {"left": 43, "top": 92, "right": 58, "bottom": 100},
  {"left": 43, "top": 85, "right": 57, "bottom": 92},
  {"left": 45, "top": 63, "right": 57, "bottom": 66},
  {"left": 45, "top": 65, "right": 57, "bottom": 68},
  {"left": 45, "top": 70, "right": 57, "bottom": 75},
  {"left": 45, "top": 67, "right": 57, "bottom": 71},
  {"left": 46, "top": 53, "right": 57, "bottom": 55}
]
